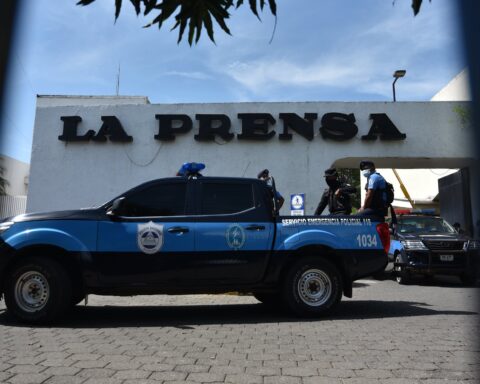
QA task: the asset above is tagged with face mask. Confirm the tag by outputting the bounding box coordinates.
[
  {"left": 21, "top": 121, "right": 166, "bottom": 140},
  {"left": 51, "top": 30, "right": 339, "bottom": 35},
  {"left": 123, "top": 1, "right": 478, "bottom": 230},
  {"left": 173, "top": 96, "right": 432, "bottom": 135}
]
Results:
[
  {"left": 362, "top": 169, "right": 371, "bottom": 178},
  {"left": 326, "top": 179, "right": 338, "bottom": 188}
]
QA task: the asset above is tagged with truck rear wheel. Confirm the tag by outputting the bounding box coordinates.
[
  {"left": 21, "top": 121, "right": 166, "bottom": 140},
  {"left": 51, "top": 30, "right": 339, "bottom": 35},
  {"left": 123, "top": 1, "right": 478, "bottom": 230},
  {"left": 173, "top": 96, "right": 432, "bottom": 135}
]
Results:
[
  {"left": 4, "top": 257, "right": 72, "bottom": 324},
  {"left": 283, "top": 258, "right": 342, "bottom": 316}
]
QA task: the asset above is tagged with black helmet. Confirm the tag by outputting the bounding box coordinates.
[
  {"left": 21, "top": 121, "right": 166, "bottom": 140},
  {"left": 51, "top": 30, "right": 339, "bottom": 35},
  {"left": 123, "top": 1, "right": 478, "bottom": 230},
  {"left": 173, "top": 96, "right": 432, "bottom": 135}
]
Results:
[
  {"left": 257, "top": 169, "right": 269, "bottom": 179},
  {"left": 359, "top": 160, "right": 375, "bottom": 170},
  {"left": 323, "top": 168, "right": 338, "bottom": 177}
]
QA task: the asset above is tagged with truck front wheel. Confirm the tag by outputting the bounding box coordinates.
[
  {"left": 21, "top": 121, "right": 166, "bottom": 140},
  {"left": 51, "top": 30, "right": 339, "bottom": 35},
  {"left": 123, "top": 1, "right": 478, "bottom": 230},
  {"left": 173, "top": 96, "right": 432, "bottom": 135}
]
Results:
[
  {"left": 283, "top": 258, "right": 342, "bottom": 316},
  {"left": 4, "top": 257, "right": 72, "bottom": 324}
]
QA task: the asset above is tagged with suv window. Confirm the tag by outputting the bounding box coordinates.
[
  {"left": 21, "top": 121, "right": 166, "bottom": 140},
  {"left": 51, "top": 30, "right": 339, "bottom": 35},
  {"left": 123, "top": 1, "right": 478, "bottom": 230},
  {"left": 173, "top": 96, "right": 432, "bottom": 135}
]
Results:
[
  {"left": 397, "top": 217, "right": 456, "bottom": 234},
  {"left": 201, "top": 183, "right": 254, "bottom": 215},
  {"left": 122, "top": 182, "right": 187, "bottom": 217}
]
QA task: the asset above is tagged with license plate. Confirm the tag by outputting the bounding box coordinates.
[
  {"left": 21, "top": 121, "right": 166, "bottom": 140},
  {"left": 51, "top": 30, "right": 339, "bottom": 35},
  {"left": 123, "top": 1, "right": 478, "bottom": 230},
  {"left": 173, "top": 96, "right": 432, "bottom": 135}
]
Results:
[{"left": 440, "top": 254, "right": 454, "bottom": 261}]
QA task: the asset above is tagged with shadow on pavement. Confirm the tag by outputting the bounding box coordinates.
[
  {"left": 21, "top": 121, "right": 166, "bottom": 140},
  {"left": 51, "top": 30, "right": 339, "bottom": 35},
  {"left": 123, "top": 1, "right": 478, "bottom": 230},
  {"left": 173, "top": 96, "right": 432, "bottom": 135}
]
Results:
[{"left": 0, "top": 299, "right": 477, "bottom": 329}]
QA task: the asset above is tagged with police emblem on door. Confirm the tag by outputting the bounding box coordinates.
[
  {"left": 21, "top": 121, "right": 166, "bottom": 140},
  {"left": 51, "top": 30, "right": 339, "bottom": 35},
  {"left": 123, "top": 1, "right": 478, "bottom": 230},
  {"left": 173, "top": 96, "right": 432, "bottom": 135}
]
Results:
[
  {"left": 137, "top": 221, "right": 164, "bottom": 254},
  {"left": 226, "top": 223, "right": 246, "bottom": 250}
]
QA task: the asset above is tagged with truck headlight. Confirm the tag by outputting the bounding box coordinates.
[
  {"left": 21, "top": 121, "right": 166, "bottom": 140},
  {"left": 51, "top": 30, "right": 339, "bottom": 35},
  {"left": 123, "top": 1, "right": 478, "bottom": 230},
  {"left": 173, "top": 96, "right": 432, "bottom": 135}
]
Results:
[
  {"left": 0, "top": 221, "right": 14, "bottom": 235},
  {"left": 468, "top": 240, "right": 480, "bottom": 250},
  {"left": 401, "top": 240, "right": 428, "bottom": 250}
]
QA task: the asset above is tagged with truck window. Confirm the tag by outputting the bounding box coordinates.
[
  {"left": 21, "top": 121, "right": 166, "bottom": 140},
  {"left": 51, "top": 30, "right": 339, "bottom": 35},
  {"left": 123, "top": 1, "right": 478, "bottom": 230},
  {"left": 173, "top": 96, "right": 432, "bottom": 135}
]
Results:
[
  {"left": 122, "top": 182, "right": 187, "bottom": 217},
  {"left": 201, "top": 183, "right": 254, "bottom": 215}
]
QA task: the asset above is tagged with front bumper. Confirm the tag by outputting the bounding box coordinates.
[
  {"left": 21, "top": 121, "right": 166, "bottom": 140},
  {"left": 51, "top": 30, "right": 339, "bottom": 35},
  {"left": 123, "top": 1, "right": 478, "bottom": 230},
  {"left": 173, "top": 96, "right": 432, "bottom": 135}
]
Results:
[{"left": 395, "top": 249, "right": 479, "bottom": 276}]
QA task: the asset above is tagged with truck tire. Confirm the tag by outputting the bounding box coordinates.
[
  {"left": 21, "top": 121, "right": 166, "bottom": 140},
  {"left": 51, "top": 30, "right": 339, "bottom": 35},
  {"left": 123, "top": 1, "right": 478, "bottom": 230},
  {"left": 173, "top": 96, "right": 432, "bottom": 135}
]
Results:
[
  {"left": 4, "top": 257, "right": 72, "bottom": 324},
  {"left": 283, "top": 258, "right": 342, "bottom": 316}
]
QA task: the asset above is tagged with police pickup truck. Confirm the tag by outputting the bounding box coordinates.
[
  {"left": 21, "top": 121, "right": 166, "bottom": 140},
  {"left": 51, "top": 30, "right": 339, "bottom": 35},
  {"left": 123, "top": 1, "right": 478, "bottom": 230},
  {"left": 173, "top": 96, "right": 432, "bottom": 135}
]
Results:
[{"left": 0, "top": 169, "right": 390, "bottom": 323}]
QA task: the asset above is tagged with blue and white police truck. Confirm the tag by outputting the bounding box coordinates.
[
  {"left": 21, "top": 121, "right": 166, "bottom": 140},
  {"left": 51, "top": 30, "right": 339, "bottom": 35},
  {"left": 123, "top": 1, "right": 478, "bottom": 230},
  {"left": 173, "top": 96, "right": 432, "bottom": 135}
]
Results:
[{"left": 0, "top": 166, "right": 390, "bottom": 323}]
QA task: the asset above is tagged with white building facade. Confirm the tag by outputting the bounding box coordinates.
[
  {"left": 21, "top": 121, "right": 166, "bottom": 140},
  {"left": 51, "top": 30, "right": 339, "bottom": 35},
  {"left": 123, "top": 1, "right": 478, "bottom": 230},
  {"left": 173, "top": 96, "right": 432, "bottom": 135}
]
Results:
[{"left": 28, "top": 96, "right": 477, "bottom": 230}]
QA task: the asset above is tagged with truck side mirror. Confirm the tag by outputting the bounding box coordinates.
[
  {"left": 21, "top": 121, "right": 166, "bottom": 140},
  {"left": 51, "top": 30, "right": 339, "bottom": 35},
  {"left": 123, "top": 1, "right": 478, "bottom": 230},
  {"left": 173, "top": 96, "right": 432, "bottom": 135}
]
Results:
[{"left": 107, "top": 197, "right": 125, "bottom": 217}]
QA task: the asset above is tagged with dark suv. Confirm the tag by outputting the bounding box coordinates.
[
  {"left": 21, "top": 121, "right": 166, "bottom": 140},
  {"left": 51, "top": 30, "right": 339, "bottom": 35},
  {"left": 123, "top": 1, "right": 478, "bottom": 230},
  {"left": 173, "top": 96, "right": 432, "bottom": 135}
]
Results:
[{"left": 390, "top": 215, "right": 479, "bottom": 285}]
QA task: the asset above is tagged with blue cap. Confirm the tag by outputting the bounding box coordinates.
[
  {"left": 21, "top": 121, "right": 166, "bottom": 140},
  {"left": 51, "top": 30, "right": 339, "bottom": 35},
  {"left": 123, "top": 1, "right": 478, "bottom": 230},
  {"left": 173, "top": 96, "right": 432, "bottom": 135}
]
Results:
[{"left": 177, "top": 162, "right": 205, "bottom": 177}]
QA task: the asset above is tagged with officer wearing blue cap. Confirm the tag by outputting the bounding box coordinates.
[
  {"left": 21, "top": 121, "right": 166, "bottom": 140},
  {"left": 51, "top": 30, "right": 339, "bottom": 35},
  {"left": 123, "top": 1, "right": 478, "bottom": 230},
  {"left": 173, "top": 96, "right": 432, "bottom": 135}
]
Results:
[{"left": 358, "top": 160, "right": 387, "bottom": 218}]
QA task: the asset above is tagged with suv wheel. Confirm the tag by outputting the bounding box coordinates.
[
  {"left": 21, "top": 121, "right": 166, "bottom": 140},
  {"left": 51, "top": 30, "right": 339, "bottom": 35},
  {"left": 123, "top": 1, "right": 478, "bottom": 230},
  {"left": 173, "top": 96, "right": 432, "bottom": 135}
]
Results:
[
  {"left": 283, "top": 258, "right": 342, "bottom": 316},
  {"left": 4, "top": 257, "right": 72, "bottom": 324}
]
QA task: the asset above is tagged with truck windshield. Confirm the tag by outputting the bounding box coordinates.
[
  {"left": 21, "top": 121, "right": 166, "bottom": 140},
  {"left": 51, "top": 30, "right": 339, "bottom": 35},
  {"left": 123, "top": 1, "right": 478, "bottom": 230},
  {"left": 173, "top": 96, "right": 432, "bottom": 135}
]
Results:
[{"left": 397, "top": 217, "right": 456, "bottom": 234}]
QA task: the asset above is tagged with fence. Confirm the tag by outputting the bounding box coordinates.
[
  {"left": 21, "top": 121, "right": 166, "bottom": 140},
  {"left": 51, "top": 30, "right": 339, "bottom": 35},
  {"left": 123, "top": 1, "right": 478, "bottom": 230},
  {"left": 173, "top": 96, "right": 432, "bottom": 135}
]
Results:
[{"left": 0, "top": 195, "right": 27, "bottom": 219}]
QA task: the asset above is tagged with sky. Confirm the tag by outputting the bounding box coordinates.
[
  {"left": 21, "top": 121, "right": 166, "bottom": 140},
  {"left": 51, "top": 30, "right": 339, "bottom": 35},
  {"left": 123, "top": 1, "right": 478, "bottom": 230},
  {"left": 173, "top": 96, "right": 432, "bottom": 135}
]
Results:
[{"left": 1, "top": 0, "right": 465, "bottom": 163}]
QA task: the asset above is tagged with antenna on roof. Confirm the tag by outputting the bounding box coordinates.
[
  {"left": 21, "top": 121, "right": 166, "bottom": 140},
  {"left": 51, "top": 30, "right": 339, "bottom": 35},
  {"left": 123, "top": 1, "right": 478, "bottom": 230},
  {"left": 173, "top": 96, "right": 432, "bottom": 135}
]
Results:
[{"left": 115, "top": 63, "right": 121, "bottom": 96}]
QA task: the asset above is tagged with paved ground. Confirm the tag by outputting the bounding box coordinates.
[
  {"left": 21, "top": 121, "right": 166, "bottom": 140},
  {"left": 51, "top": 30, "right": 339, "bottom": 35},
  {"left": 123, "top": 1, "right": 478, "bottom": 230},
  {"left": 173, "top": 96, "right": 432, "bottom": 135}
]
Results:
[{"left": 0, "top": 276, "right": 478, "bottom": 384}]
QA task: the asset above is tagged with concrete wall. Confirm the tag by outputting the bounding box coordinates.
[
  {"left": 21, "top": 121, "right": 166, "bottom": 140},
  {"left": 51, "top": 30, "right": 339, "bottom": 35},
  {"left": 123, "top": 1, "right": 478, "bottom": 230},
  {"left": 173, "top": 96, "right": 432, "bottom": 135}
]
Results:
[
  {"left": 1, "top": 155, "right": 29, "bottom": 196},
  {"left": 28, "top": 100, "right": 475, "bottom": 218}
]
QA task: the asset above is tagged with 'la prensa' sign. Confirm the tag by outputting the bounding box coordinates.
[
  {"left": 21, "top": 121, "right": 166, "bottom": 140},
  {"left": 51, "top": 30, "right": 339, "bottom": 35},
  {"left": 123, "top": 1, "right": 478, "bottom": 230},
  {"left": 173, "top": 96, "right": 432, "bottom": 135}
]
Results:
[{"left": 58, "top": 112, "right": 407, "bottom": 143}]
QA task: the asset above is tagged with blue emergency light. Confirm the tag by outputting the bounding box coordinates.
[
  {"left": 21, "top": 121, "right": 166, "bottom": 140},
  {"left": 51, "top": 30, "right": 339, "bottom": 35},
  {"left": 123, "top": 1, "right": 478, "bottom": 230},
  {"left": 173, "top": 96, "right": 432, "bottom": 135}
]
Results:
[{"left": 177, "top": 162, "right": 206, "bottom": 177}]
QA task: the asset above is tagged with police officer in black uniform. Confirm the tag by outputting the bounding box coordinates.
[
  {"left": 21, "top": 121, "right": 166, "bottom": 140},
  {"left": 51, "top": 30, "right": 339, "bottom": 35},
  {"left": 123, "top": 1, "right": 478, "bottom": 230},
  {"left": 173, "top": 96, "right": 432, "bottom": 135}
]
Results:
[
  {"left": 315, "top": 168, "right": 356, "bottom": 215},
  {"left": 258, "top": 169, "right": 285, "bottom": 210}
]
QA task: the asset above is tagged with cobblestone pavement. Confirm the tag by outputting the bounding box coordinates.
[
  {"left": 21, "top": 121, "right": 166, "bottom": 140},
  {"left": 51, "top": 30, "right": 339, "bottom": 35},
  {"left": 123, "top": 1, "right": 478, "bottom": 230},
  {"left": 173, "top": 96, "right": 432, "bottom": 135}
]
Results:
[{"left": 0, "top": 277, "right": 478, "bottom": 384}]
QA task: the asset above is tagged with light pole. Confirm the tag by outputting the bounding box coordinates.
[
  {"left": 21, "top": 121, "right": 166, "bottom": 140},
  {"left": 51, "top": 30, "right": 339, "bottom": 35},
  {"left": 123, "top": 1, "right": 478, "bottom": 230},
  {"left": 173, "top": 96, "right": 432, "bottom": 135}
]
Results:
[{"left": 392, "top": 70, "right": 406, "bottom": 102}]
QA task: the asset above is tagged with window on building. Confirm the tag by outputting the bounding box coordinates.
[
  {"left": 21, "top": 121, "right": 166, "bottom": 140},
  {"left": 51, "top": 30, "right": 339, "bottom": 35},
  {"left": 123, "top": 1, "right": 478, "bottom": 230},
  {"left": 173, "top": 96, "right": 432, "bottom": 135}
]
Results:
[
  {"left": 122, "top": 182, "right": 187, "bottom": 217},
  {"left": 201, "top": 183, "right": 254, "bottom": 215}
]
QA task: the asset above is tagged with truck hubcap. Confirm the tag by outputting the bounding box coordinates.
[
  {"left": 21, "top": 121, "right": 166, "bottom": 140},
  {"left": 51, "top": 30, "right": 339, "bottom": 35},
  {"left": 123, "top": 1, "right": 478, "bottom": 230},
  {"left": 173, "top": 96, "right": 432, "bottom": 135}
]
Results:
[
  {"left": 297, "top": 269, "right": 332, "bottom": 306},
  {"left": 14, "top": 271, "right": 50, "bottom": 312}
]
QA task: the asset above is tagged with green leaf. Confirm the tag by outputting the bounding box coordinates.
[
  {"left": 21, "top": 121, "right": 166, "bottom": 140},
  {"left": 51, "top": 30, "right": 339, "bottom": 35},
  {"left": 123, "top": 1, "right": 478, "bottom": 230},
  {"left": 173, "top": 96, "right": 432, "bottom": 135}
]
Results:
[
  {"left": 188, "top": 16, "right": 196, "bottom": 45},
  {"left": 115, "top": 0, "right": 122, "bottom": 20},
  {"left": 129, "top": 0, "right": 141, "bottom": 15},
  {"left": 248, "top": 0, "right": 260, "bottom": 19},
  {"left": 267, "top": 0, "right": 276, "bottom": 15},
  {"left": 195, "top": 13, "right": 203, "bottom": 43},
  {"left": 76, "top": 0, "right": 96, "bottom": 5},
  {"left": 144, "top": 0, "right": 157, "bottom": 15},
  {"left": 412, "top": 0, "right": 422, "bottom": 15},
  {"left": 209, "top": 6, "right": 232, "bottom": 35},
  {"left": 203, "top": 11, "right": 215, "bottom": 43},
  {"left": 177, "top": 18, "right": 188, "bottom": 43}
]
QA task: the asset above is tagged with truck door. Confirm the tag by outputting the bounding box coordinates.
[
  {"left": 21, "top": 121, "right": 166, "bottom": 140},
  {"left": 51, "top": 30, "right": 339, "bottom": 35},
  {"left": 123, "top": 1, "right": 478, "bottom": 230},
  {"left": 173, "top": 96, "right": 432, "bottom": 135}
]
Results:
[
  {"left": 95, "top": 179, "right": 196, "bottom": 285},
  {"left": 192, "top": 180, "right": 275, "bottom": 283}
]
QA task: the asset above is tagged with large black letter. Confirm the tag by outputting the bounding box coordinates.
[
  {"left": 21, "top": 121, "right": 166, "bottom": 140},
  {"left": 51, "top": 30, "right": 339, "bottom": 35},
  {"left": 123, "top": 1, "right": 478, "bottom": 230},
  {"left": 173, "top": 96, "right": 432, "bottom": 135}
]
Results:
[
  {"left": 237, "top": 113, "right": 276, "bottom": 141},
  {"left": 194, "top": 114, "right": 233, "bottom": 142},
  {"left": 278, "top": 113, "right": 317, "bottom": 141},
  {"left": 362, "top": 113, "right": 407, "bottom": 140},
  {"left": 58, "top": 116, "right": 95, "bottom": 142},
  {"left": 92, "top": 116, "right": 133, "bottom": 142},
  {"left": 154, "top": 114, "right": 192, "bottom": 141},
  {"left": 320, "top": 113, "right": 358, "bottom": 141}
]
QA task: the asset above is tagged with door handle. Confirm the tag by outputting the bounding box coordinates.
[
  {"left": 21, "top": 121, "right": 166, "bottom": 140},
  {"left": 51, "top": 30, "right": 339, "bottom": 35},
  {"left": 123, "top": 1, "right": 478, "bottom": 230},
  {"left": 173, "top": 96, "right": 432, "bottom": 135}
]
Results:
[
  {"left": 245, "top": 225, "right": 265, "bottom": 231},
  {"left": 168, "top": 226, "right": 190, "bottom": 234}
]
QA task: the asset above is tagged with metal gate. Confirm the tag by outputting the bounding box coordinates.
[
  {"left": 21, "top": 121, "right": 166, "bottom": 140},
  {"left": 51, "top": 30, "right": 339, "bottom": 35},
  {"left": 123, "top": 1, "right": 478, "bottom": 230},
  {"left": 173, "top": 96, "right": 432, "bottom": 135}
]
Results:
[
  {"left": 438, "top": 169, "right": 473, "bottom": 235},
  {"left": 0, "top": 195, "right": 27, "bottom": 220}
]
